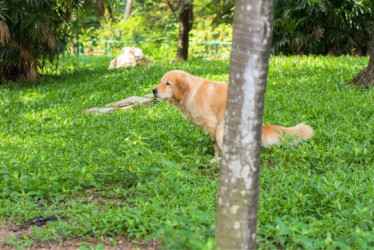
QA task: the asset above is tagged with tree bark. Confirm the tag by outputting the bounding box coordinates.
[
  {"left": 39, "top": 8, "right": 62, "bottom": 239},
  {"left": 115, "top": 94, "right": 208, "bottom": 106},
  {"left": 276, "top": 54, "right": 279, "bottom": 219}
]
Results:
[
  {"left": 177, "top": 1, "right": 193, "bottom": 60},
  {"left": 124, "top": 0, "right": 133, "bottom": 20},
  {"left": 215, "top": 0, "right": 274, "bottom": 249},
  {"left": 351, "top": 24, "right": 374, "bottom": 86}
]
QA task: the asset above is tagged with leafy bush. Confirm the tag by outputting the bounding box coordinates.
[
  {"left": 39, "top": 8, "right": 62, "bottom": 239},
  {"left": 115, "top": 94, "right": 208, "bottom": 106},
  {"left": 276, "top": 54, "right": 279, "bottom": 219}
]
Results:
[
  {"left": 75, "top": 0, "right": 374, "bottom": 59},
  {"left": 190, "top": 18, "right": 232, "bottom": 60},
  {"left": 90, "top": 15, "right": 179, "bottom": 59},
  {"left": 81, "top": 13, "right": 232, "bottom": 60},
  {"left": 0, "top": 0, "right": 79, "bottom": 82},
  {"left": 273, "top": 0, "right": 374, "bottom": 55}
]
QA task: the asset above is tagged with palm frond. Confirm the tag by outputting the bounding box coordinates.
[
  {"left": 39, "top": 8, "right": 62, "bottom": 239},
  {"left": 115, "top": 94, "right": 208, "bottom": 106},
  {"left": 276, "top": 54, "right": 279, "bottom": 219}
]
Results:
[
  {"left": 48, "top": 34, "right": 56, "bottom": 49},
  {"left": 0, "top": 20, "right": 10, "bottom": 45}
]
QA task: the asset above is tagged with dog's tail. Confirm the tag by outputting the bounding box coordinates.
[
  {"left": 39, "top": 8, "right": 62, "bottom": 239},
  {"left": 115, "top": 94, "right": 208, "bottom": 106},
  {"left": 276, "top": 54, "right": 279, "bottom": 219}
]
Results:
[{"left": 261, "top": 122, "right": 314, "bottom": 148}]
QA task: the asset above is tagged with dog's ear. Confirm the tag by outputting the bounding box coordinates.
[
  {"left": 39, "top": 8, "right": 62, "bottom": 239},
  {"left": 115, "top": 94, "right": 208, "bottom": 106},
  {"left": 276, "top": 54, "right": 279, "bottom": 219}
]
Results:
[{"left": 174, "top": 74, "right": 190, "bottom": 101}]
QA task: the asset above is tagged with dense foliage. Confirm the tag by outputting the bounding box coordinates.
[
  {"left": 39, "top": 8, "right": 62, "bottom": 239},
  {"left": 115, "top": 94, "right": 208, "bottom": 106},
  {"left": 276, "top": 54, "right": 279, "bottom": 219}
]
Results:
[
  {"left": 0, "top": 0, "right": 120, "bottom": 83},
  {"left": 273, "top": 0, "right": 374, "bottom": 55},
  {"left": 1, "top": 0, "right": 374, "bottom": 83},
  {"left": 0, "top": 0, "right": 79, "bottom": 82},
  {"left": 1, "top": 56, "right": 374, "bottom": 248},
  {"left": 79, "top": 0, "right": 374, "bottom": 57},
  {"left": 79, "top": 0, "right": 233, "bottom": 60}
]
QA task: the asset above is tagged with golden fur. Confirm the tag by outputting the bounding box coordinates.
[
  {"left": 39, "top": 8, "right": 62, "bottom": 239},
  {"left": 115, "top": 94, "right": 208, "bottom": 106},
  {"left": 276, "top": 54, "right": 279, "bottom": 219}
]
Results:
[{"left": 153, "top": 70, "right": 313, "bottom": 156}]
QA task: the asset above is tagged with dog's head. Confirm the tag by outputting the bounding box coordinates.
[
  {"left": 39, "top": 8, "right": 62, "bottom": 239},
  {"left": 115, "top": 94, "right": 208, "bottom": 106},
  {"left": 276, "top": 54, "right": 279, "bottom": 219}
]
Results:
[{"left": 153, "top": 70, "right": 191, "bottom": 104}]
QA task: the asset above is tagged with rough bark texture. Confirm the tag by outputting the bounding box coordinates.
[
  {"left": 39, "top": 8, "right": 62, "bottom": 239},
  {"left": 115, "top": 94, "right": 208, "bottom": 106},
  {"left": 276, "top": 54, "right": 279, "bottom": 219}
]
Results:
[
  {"left": 124, "top": 0, "right": 133, "bottom": 20},
  {"left": 215, "top": 0, "right": 274, "bottom": 249},
  {"left": 177, "top": 1, "right": 193, "bottom": 60},
  {"left": 351, "top": 24, "right": 374, "bottom": 86}
]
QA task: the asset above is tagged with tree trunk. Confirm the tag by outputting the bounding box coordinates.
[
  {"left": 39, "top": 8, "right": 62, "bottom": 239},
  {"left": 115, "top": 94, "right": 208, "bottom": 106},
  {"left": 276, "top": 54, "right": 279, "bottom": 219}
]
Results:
[
  {"left": 215, "top": 0, "right": 274, "bottom": 249},
  {"left": 351, "top": 24, "right": 374, "bottom": 86},
  {"left": 124, "top": 0, "right": 133, "bottom": 20},
  {"left": 177, "top": 1, "right": 193, "bottom": 60}
]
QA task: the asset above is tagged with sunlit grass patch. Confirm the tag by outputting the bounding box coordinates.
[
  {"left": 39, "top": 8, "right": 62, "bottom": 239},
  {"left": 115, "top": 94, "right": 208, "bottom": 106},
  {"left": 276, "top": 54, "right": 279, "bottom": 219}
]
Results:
[{"left": 1, "top": 55, "right": 374, "bottom": 248}]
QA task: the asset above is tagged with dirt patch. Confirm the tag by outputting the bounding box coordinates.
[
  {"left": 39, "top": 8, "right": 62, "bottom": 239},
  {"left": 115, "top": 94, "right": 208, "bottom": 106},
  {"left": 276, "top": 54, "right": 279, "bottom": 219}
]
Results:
[
  {"left": 0, "top": 221, "right": 160, "bottom": 250},
  {"left": 0, "top": 221, "right": 32, "bottom": 241}
]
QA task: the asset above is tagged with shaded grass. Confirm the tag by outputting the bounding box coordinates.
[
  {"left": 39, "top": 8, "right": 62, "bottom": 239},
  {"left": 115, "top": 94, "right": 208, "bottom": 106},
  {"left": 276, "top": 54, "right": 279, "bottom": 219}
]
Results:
[{"left": 0, "top": 55, "right": 373, "bottom": 248}]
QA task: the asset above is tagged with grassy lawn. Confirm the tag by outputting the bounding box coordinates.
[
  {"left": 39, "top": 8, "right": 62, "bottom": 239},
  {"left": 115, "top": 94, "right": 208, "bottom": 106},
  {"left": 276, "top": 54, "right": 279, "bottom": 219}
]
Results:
[{"left": 0, "top": 55, "right": 374, "bottom": 249}]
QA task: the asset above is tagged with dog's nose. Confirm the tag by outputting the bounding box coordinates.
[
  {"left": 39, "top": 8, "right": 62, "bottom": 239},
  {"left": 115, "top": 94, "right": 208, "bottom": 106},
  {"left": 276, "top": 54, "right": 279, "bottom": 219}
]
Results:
[{"left": 152, "top": 88, "right": 157, "bottom": 96}]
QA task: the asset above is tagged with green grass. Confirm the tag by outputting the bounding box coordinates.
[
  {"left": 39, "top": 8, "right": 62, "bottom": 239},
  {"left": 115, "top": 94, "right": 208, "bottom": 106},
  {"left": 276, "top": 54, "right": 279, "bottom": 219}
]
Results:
[{"left": 0, "top": 55, "right": 373, "bottom": 249}]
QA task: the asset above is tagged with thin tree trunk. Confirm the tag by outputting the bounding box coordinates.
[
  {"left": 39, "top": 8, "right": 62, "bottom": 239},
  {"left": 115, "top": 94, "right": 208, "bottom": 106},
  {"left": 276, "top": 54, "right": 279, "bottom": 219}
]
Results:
[
  {"left": 177, "top": 1, "right": 193, "bottom": 60},
  {"left": 124, "top": 0, "right": 133, "bottom": 20},
  {"left": 351, "top": 24, "right": 374, "bottom": 86},
  {"left": 215, "top": 0, "right": 274, "bottom": 249}
]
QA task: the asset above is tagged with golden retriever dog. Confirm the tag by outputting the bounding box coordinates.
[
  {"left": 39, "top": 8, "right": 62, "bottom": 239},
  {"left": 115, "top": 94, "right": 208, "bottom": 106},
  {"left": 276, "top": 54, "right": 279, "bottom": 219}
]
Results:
[{"left": 153, "top": 70, "right": 313, "bottom": 157}]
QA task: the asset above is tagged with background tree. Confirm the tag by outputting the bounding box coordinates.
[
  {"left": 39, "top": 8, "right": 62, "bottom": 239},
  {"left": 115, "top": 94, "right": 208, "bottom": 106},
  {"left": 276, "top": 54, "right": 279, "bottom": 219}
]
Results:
[
  {"left": 272, "top": 0, "right": 374, "bottom": 55},
  {"left": 0, "top": 0, "right": 74, "bottom": 82},
  {"left": 351, "top": 24, "right": 374, "bottom": 86},
  {"left": 166, "top": 0, "right": 194, "bottom": 60},
  {"left": 87, "top": 0, "right": 373, "bottom": 59},
  {"left": 215, "top": 0, "right": 274, "bottom": 248},
  {"left": 205, "top": 0, "right": 234, "bottom": 26},
  {"left": 0, "top": 0, "right": 112, "bottom": 83},
  {"left": 124, "top": 0, "right": 133, "bottom": 19}
]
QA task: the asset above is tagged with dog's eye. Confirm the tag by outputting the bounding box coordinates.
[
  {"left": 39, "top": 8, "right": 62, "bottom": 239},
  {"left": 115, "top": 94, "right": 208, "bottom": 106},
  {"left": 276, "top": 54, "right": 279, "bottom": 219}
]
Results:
[{"left": 166, "top": 82, "right": 171, "bottom": 86}]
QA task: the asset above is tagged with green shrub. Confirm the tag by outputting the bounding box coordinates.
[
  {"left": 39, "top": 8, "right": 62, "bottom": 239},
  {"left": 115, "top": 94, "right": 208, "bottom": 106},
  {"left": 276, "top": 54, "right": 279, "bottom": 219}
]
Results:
[
  {"left": 273, "top": 0, "right": 374, "bottom": 55},
  {"left": 0, "top": 0, "right": 80, "bottom": 82}
]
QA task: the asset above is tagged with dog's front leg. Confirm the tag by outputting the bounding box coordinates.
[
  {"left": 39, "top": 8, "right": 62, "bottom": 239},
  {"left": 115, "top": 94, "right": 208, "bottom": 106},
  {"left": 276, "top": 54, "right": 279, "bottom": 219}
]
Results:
[
  {"left": 210, "top": 124, "right": 224, "bottom": 164},
  {"left": 209, "top": 143, "right": 221, "bottom": 164},
  {"left": 213, "top": 143, "right": 221, "bottom": 159}
]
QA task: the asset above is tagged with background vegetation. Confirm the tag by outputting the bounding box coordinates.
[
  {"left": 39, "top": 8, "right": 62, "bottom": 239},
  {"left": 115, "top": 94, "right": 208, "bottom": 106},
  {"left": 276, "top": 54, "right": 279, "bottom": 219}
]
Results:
[
  {"left": 77, "top": 0, "right": 374, "bottom": 57},
  {"left": 273, "top": 0, "right": 374, "bottom": 55},
  {"left": 0, "top": 0, "right": 79, "bottom": 82},
  {"left": 1, "top": 55, "right": 374, "bottom": 248},
  {"left": 1, "top": 0, "right": 373, "bottom": 82}
]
